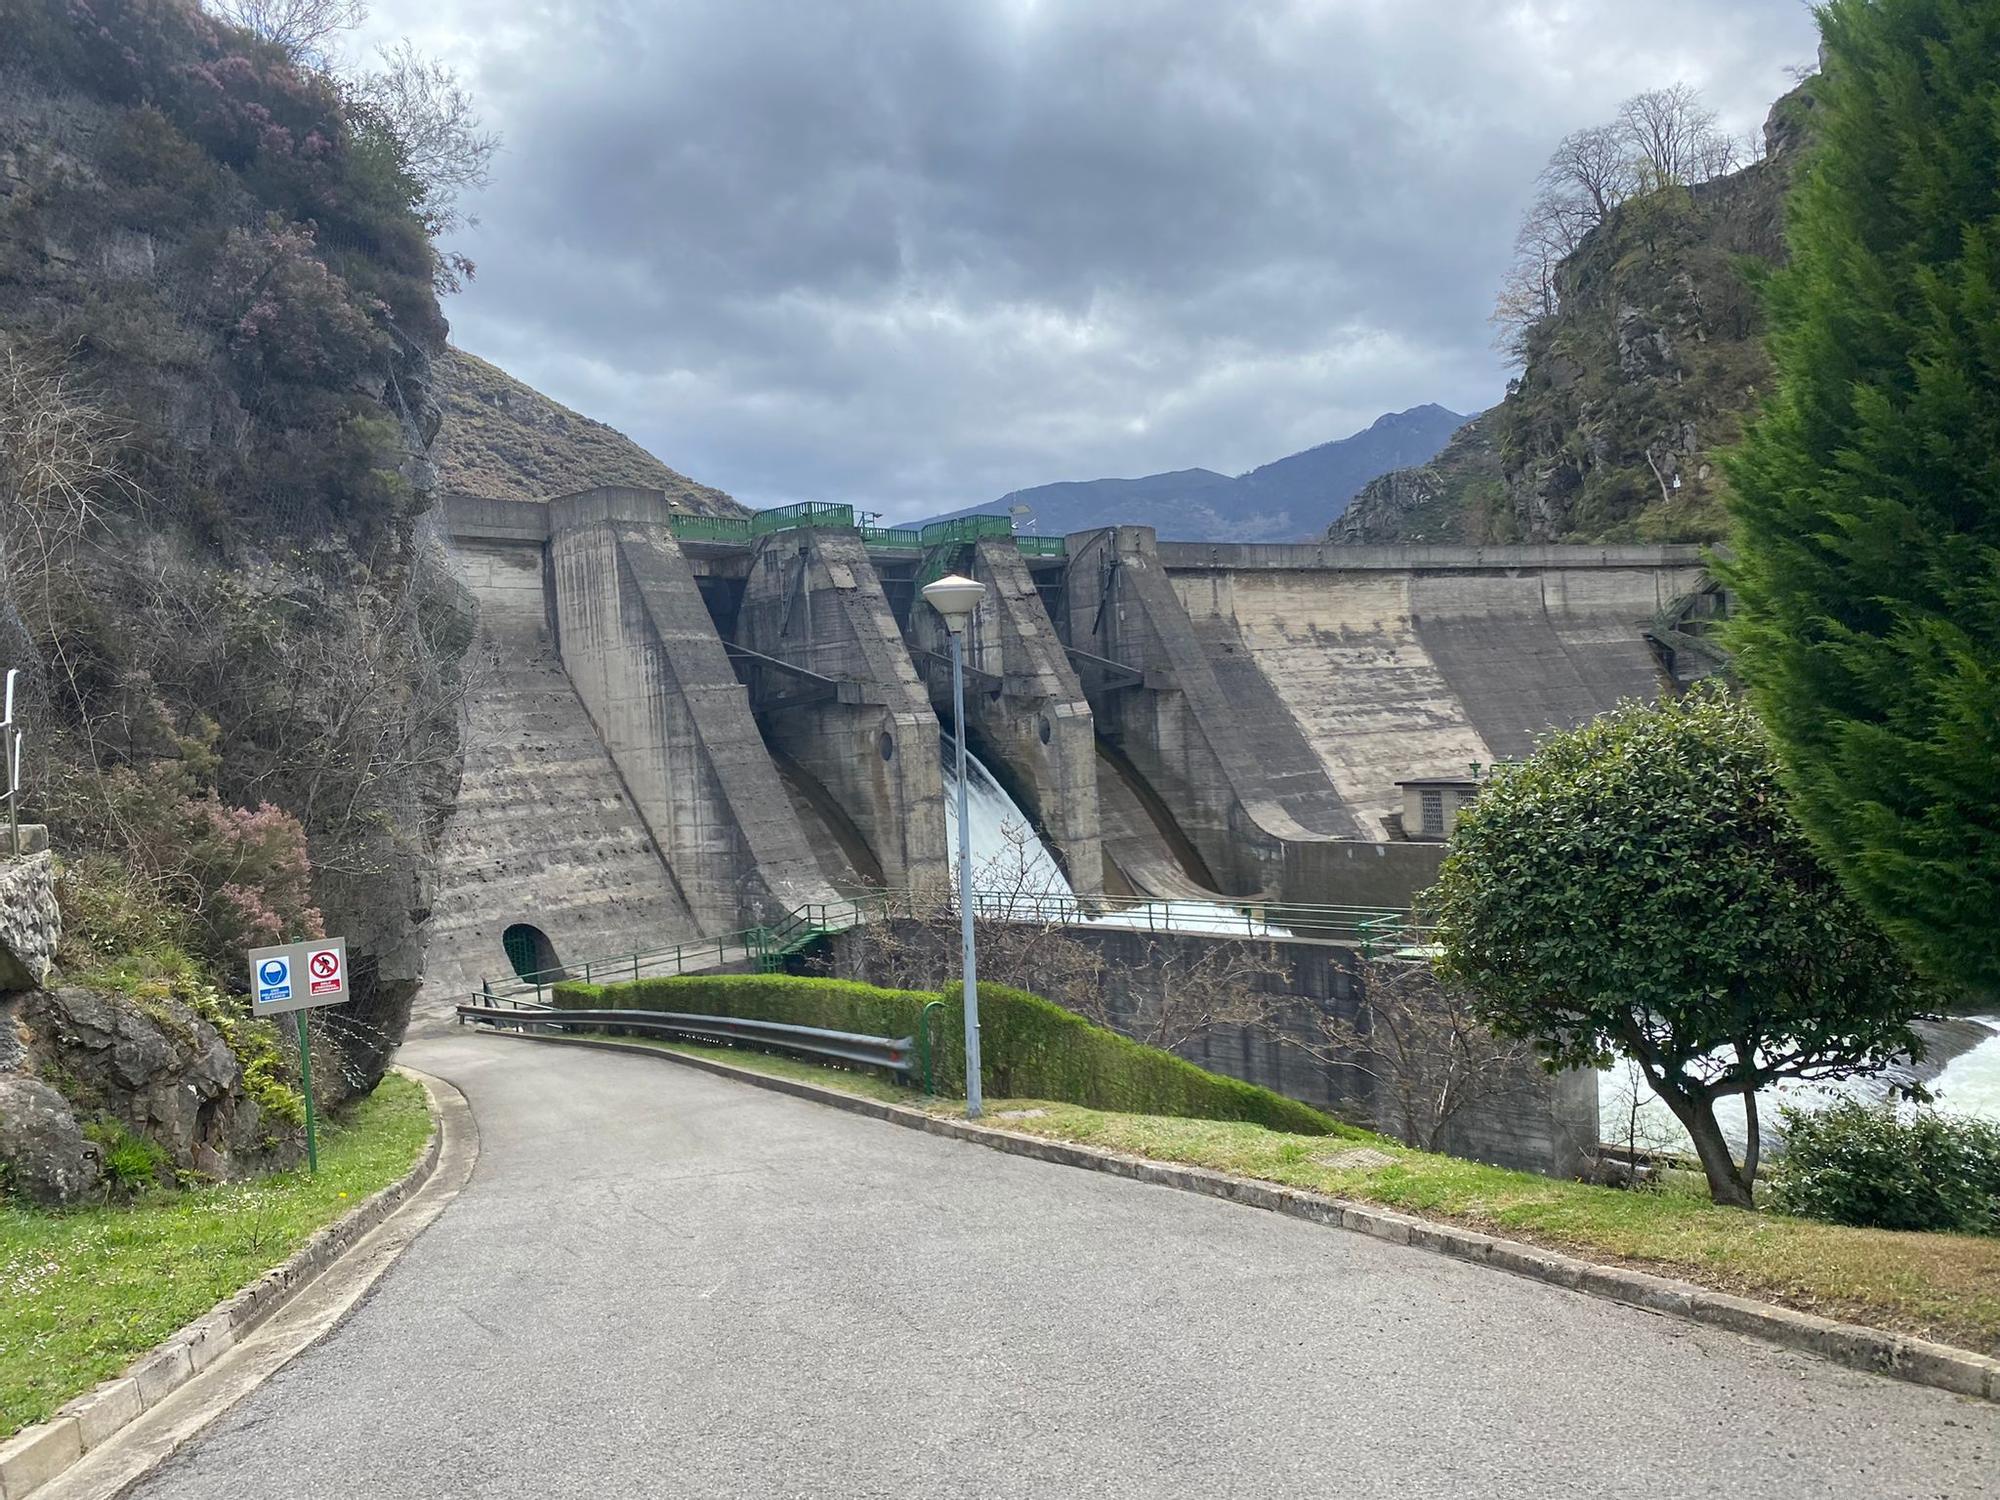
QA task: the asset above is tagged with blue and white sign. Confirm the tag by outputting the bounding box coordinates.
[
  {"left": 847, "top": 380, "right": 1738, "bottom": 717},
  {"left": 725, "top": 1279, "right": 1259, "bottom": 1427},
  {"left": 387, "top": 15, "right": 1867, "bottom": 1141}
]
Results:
[
  {"left": 248, "top": 939, "right": 349, "bottom": 1016},
  {"left": 258, "top": 954, "right": 292, "bottom": 1005}
]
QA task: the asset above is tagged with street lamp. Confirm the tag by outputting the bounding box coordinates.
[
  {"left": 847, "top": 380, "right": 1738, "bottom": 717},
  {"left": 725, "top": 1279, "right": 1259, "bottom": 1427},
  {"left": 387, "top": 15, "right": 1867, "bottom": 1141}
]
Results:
[{"left": 920, "top": 572, "right": 989, "bottom": 1118}]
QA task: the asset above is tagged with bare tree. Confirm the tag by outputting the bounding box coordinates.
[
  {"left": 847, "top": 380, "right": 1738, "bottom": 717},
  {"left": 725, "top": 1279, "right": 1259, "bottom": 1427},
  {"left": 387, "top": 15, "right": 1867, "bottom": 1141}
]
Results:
[
  {"left": 1290, "top": 959, "right": 1546, "bottom": 1153},
  {"left": 1619, "top": 83, "right": 1731, "bottom": 189},
  {"left": 206, "top": 0, "right": 367, "bottom": 64},
  {"left": 352, "top": 43, "right": 500, "bottom": 293},
  {"left": 1541, "top": 122, "right": 1636, "bottom": 220},
  {"left": 1492, "top": 187, "right": 1597, "bottom": 355}
]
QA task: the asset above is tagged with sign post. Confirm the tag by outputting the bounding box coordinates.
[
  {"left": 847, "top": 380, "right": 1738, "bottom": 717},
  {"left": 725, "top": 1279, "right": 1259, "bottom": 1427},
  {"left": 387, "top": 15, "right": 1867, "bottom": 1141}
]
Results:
[{"left": 248, "top": 937, "right": 352, "bottom": 1172}]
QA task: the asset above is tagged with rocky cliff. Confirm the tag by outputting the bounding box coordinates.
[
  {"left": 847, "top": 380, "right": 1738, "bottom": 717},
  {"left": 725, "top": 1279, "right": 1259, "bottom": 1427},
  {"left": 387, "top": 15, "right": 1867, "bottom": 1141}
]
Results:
[
  {"left": 1338, "top": 81, "right": 1818, "bottom": 546},
  {"left": 0, "top": 0, "right": 467, "bottom": 1104},
  {"left": 434, "top": 347, "right": 745, "bottom": 515}
]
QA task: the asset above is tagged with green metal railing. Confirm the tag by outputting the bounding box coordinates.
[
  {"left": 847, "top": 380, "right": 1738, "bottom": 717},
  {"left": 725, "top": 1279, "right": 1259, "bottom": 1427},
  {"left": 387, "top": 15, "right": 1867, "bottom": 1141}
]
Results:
[
  {"left": 860, "top": 525, "right": 924, "bottom": 549},
  {"left": 669, "top": 512, "right": 754, "bottom": 543},
  {"left": 1014, "top": 536, "right": 1067, "bottom": 558},
  {"left": 472, "top": 890, "right": 1429, "bottom": 1007},
  {"left": 919, "top": 515, "right": 1013, "bottom": 547},
  {"left": 752, "top": 501, "right": 855, "bottom": 534}
]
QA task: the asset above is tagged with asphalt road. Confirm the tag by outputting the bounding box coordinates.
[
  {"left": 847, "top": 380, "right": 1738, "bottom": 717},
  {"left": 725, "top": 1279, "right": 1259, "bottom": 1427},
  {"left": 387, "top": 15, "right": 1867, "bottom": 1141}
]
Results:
[{"left": 129, "top": 1035, "right": 1998, "bottom": 1499}]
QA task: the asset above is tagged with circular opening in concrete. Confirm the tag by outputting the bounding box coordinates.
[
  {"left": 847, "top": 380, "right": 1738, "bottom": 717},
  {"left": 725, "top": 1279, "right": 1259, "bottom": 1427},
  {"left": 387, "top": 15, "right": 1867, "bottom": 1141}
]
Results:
[
  {"left": 879, "top": 731, "right": 895, "bottom": 761},
  {"left": 1038, "top": 715, "right": 1053, "bottom": 745},
  {"left": 501, "top": 923, "right": 562, "bottom": 984}
]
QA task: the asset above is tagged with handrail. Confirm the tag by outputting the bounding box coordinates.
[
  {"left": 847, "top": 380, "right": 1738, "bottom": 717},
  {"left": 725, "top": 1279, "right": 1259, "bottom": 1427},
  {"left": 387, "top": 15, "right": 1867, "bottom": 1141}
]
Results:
[
  {"left": 458, "top": 1004, "right": 916, "bottom": 1074},
  {"left": 471, "top": 890, "right": 1429, "bottom": 1002}
]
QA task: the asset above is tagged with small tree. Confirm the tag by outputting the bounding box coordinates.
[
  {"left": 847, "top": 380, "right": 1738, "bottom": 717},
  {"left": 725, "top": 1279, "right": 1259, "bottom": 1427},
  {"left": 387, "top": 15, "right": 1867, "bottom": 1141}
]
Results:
[
  {"left": 1724, "top": 0, "right": 2000, "bottom": 995},
  {"left": 1433, "top": 683, "right": 1931, "bottom": 1207},
  {"left": 1290, "top": 959, "right": 1548, "bottom": 1154}
]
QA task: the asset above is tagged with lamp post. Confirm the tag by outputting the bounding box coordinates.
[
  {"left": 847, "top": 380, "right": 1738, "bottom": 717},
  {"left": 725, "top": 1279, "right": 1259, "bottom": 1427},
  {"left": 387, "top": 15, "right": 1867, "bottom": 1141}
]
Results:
[{"left": 920, "top": 572, "right": 989, "bottom": 1118}]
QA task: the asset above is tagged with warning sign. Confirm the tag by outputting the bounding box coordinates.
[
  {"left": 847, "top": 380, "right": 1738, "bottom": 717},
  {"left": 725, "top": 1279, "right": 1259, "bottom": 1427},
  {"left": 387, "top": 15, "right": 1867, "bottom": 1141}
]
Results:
[
  {"left": 308, "top": 947, "right": 344, "bottom": 996},
  {"left": 248, "top": 937, "right": 351, "bottom": 1016}
]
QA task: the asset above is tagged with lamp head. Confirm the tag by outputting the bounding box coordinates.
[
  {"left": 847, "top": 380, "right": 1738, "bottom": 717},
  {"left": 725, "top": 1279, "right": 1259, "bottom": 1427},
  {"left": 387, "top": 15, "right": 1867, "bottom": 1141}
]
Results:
[{"left": 921, "top": 574, "right": 986, "bottom": 632}]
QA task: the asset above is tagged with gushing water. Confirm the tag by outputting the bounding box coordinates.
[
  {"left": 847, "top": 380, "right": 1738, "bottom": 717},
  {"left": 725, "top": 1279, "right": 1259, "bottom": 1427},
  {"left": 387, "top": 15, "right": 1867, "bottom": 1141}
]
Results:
[{"left": 939, "top": 737, "right": 1288, "bottom": 937}]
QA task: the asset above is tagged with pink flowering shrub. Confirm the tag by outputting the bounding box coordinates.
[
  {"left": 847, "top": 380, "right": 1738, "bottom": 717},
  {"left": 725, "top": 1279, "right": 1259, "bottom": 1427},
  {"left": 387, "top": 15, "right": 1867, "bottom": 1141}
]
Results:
[{"left": 184, "top": 797, "right": 326, "bottom": 962}]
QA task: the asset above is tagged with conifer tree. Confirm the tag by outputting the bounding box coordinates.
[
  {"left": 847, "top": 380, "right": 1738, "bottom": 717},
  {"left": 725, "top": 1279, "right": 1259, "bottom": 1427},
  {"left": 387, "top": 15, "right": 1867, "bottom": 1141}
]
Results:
[{"left": 1725, "top": 0, "right": 2000, "bottom": 993}]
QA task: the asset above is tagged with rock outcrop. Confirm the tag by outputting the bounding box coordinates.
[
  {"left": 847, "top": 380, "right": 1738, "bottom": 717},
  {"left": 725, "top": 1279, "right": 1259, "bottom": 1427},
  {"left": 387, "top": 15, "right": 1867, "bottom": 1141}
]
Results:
[
  {"left": 1333, "top": 78, "right": 1818, "bottom": 547},
  {"left": 0, "top": 1075, "right": 98, "bottom": 1206},
  {"left": 0, "top": 846, "right": 57, "bottom": 992}
]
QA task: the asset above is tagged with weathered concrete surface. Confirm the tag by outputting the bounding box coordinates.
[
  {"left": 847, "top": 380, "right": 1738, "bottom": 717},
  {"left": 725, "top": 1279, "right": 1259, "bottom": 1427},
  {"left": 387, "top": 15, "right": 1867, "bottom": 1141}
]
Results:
[
  {"left": 906, "top": 538, "right": 1102, "bottom": 892},
  {"left": 1163, "top": 547, "right": 1702, "bottom": 836},
  {"left": 1281, "top": 837, "right": 1446, "bottom": 910},
  {"left": 120, "top": 1037, "right": 2000, "bottom": 1500},
  {"left": 418, "top": 534, "right": 699, "bottom": 1006},
  {"left": 736, "top": 527, "right": 947, "bottom": 892},
  {"left": 1067, "top": 527, "right": 1361, "bottom": 896},
  {"left": 550, "top": 488, "right": 834, "bottom": 928},
  {"left": 1095, "top": 743, "right": 1227, "bottom": 901}
]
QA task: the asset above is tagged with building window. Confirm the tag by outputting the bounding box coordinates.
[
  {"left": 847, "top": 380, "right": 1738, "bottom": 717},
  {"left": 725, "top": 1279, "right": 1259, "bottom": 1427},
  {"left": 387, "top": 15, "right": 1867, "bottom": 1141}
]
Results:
[{"left": 1420, "top": 789, "right": 1445, "bottom": 836}]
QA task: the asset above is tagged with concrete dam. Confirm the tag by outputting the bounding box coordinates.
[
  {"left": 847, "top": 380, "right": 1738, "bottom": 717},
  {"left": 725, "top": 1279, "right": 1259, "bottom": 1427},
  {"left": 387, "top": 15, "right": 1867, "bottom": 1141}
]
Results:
[
  {"left": 422, "top": 487, "right": 1708, "bottom": 998},
  {"left": 419, "top": 486, "right": 1708, "bottom": 1172}
]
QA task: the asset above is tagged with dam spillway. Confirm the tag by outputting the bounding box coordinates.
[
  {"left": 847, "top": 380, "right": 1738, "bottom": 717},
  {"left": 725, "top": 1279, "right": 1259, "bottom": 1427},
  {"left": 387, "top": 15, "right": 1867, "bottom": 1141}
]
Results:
[{"left": 421, "top": 491, "right": 1710, "bottom": 1001}]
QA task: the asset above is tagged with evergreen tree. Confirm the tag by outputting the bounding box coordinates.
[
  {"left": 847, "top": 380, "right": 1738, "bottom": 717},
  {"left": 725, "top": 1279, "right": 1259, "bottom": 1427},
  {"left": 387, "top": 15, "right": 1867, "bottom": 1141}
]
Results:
[{"left": 1725, "top": 0, "right": 2000, "bottom": 993}]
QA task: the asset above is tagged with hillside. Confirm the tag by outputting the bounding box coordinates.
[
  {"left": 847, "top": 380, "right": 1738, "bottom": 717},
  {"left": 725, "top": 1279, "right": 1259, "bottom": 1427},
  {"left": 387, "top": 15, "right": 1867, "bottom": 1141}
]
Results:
[
  {"left": 0, "top": 0, "right": 467, "bottom": 1101},
  {"left": 1335, "top": 412, "right": 1505, "bottom": 544},
  {"left": 1337, "top": 80, "right": 1817, "bottom": 546},
  {"left": 916, "top": 404, "right": 1465, "bottom": 541},
  {"left": 434, "top": 348, "right": 744, "bottom": 515}
]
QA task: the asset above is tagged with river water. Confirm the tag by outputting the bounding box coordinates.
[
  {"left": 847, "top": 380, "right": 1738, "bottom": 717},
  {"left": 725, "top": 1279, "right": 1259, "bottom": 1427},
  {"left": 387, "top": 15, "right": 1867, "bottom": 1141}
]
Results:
[{"left": 938, "top": 736, "right": 2000, "bottom": 1148}]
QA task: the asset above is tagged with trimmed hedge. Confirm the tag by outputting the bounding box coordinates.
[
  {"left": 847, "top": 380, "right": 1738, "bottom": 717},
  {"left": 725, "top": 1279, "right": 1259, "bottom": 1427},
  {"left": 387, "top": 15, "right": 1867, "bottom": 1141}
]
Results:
[{"left": 551, "top": 974, "right": 1335, "bottom": 1136}]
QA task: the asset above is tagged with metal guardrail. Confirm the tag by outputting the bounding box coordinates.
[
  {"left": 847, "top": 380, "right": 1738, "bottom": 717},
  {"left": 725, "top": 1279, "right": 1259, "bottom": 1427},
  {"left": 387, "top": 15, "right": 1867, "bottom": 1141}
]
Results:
[
  {"left": 861, "top": 524, "right": 924, "bottom": 549},
  {"left": 1014, "top": 536, "right": 1066, "bottom": 558},
  {"left": 455, "top": 1004, "right": 917, "bottom": 1076}
]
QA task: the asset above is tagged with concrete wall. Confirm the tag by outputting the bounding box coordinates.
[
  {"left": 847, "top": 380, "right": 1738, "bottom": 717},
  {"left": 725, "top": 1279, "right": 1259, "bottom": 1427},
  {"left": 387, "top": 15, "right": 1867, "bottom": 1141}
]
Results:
[
  {"left": 1064, "top": 527, "right": 1361, "bottom": 897},
  {"left": 823, "top": 922, "right": 1598, "bottom": 1177},
  {"left": 417, "top": 536, "right": 701, "bottom": 1011},
  {"left": 1280, "top": 839, "right": 1447, "bottom": 911},
  {"left": 735, "top": 527, "right": 949, "bottom": 892},
  {"left": 548, "top": 488, "right": 834, "bottom": 929},
  {"left": 1163, "top": 545, "right": 1703, "bottom": 836},
  {"left": 905, "top": 538, "right": 1102, "bottom": 893}
]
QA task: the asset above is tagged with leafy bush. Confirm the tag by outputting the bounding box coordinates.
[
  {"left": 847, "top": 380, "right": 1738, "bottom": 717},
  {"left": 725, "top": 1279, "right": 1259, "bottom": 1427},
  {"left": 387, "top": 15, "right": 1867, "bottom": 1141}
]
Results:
[
  {"left": 1768, "top": 1101, "right": 2000, "bottom": 1236},
  {"left": 84, "top": 1120, "right": 168, "bottom": 1195},
  {"left": 552, "top": 974, "right": 1335, "bottom": 1136}
]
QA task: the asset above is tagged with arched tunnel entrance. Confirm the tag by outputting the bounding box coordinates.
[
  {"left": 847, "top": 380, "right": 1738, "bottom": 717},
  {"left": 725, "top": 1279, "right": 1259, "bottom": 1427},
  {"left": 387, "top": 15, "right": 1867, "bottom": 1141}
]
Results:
[{"left": 501, "top": 923, "right": 563, "bottom": 984}]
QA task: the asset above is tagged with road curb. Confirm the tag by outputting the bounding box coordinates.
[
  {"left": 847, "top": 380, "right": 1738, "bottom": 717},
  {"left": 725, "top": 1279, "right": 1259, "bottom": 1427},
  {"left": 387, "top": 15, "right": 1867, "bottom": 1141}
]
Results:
[
  {"left": 0, "top": 1068, "right": 456, "bottom": 1500},
  {"left": 495, "top": 1028, "right": 2000, "bottom": 1407}
]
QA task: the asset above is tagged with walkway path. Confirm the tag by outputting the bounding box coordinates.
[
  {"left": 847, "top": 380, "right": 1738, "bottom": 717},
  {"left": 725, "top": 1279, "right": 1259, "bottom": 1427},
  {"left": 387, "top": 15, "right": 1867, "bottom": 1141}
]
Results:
[{"left": 127, "top": 1035, "right": 1997, "bottom": 1499}]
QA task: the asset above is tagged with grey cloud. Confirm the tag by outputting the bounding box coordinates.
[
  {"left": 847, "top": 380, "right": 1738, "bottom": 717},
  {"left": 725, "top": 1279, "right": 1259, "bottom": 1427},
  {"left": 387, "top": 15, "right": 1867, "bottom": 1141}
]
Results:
[{"left": 368, "top": 0, "right": 1819, "bottom": 517}]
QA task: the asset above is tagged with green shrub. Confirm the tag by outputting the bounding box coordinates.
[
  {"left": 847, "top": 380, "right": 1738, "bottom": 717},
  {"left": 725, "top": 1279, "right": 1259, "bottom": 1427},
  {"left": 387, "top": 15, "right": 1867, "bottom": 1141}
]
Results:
[
  {"left": 1767, "top": 1101, "right": 2000, "bottom": 1236},
  {"left": 553, "top": 974, "right": 1334, "bottom": 1136},
  {"left": 83, "top": 1121, "right": 167, "bottom": 1195}
]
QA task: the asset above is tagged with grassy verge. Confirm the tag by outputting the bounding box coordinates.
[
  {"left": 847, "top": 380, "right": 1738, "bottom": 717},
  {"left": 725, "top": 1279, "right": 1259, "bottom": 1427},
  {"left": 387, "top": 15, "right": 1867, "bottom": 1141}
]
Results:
[
  {"left": 0, "top": 1073, "right": 433, "bottom": 1437},
  {"left": 607, "top": 1036, "right": 2000, "bottom": 1357}
]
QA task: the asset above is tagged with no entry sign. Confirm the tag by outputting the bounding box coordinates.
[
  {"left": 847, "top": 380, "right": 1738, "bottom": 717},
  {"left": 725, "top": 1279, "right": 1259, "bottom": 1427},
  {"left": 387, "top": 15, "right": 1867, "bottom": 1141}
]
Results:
[{"left": 248, "top": 937, "right": 351, "bottom": 1016}]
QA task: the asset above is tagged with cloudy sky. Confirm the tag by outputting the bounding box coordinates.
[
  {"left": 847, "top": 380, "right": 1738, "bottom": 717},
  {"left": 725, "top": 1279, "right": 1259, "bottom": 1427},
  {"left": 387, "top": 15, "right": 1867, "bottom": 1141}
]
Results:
[{"left": 357, "top": 0, "right": 1819, "bottom": 520}]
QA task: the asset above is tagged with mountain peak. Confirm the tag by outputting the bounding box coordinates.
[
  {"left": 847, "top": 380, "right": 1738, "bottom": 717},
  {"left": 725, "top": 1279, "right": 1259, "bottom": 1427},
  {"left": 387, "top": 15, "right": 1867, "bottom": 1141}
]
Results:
[{"left": 915, "top": 407, "right": 1468, "bottom": 542}]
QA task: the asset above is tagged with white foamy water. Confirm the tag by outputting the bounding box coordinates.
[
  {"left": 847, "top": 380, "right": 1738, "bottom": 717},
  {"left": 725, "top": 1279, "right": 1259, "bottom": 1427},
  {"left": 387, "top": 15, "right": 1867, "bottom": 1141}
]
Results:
[
  {"left": 939, "top": 737, "right": 1289, "bottom": 938},
  {"left": 1599, "top": 1016, "right": 2000, "bottom": 1155}
]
